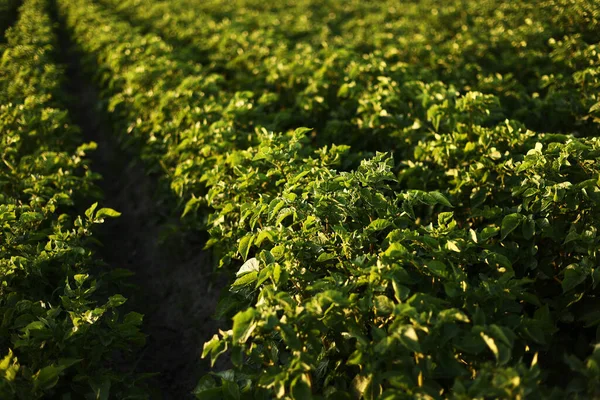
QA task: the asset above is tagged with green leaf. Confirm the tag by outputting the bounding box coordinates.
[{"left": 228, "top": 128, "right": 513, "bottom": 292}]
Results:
[
  {"left": 90, "top": 377, "right": 111, "bottom": 400},
  {"left": 74, "top": 274, "right": 88, "bottom": 286},
  {"left": 271, "top": 244, "right": 285, "bottom": 260},
  {"left": 384, "top": 242, "right": 408, "bottom": 258},
  {"left": 34, "top": 365, "right": 62, "bottom": 391},
  {"left": 238, "top": 234, "right": 255, "bottom": 261},
  {"left": 273, "top": 264, "right": 282, "bottom": 285},
  {"left": 231, "top": 271, "right": 258, "bottom": 288},
  {"left": 392, "top": 280, "right": 410, "bottom": 302},
  {"left": 562, "top": 264, "right": 587, "bottom": 292},
  {"left": 276, "top": 207, "right": 295, "bottom": 225},
  {"left": 182, "top": 196, "right": 202, "bottom": 217},
  {"left": 489, "top": 325, "right": 512, "bottom": 347},
  {"left": 485, "top": 251, "right": 512, "bottom": 270},
  {"left": 268, "top": 199, "right": 286, "bottom": 220},
  {"left": 470, "top": 189, "right": 487, "bottom": 208},
  {"left": 445, "top": 240, "right": 461, "bottom": 252},
  {"left": 367, "top": 219, "right": 391, "bottom": 232},
  {"left": 352, "top": 374, "right": 372, "bottom": 399},
  {"left": 374, "top": 295, "right": 394, "bottom": 316},
  {"left": 232, "top": 308, "right": 257, "bottom": 343},
  {"left": 429, "top": 191, "right": 453, "bottom": 208},
  {"left": 107, "top": 294, "right": 127, "bottom": 308},
  {"left": 501, "top": 213, "right": 522, "bottom": 240},
  {"left": 580, "top": 309, "right": 600, "bottom": 328},
  {"left": 592, "top": 268, "right": 600, "bottom": 289},
  {"left": 438, "top": 211, "right": 454, "bottom": 225},
  {"left": 522, "top": 219, "right": 535, "bottom": 240},
  {"left": 480, "top": 332, "right": 499, "bottom": 363},
  {"left": 236, "top": 257, "right": 260, "bottom": 276},
  {"left": 589, "top": 101, "right": 600, "bottom": 114},
  {"left": 291, "top": 374, "right": 312, "bottom": 400},
  {"left": 469, "top": 229, "right": 478, "bottom": 243},
  {"left": 24, "top": 321, "right": 46, "bottom": 332},
  {"left": 96, "top": 208, "right": 121, "bottom": 218},
  {"left": 563, "top": 230, "right": 580, "bottom": 244},
  {"left": 326, "top": 391, "right": 352, "bottom": 400},
  {"left": 438, "top": 309, "right": 470, "bottom": 323},
  {"left": 294, "top": 127, "right": 313, "bottom": 136},
  {"left": 256, "top": 265, "right": 272, "bottom": 287},
  {"left": 474, "top": 307, "right": 486, "bottom": 326},
  {"left": 85, "top": 202, "right": 98, "bottom": 220},
  {"left": 202, "top": 335, "right": 228, "bottom": 367},
  {"left": 124, "top": 312, "right": 144, "bottom": 327},
  {"left": 255, "top": 230, "right": 276, "bottom": 246},
  {"left": 402, "top": 200, "right": 416, "bottom": 219},
  {"left": 193, "top": 376, "right": 222, "bottom": 399},
  {"left": 57, "top": 358, "right": 82, "bottom": 369},
  {"left": 222, "top": 379, "right": 240, "bottom": 400},
  {"left": 400, "top": 326, "right": 421, "bottom": 353},
  {"left": 317, "top": 252, "right": 336, "bottom": 262},
  {"left": 480, "top": 226, "right": 500, "bottom": 241},
  {"left": 425, "top": 260, "right": 447, "bottom": 277}
]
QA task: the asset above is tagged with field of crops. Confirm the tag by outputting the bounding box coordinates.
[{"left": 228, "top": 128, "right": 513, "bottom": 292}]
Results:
[{"left": 1, "top": 0, "right": 599, "bottom": 398}]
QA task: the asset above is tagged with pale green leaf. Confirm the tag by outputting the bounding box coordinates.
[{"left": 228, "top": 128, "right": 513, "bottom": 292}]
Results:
[
  {"left": 236, "top": 257, "right": 260, "bottom": 276},
  {"left": 232, "top": 308, "right": 257, "bottom": 343},
  {"left": 501, "top": 213, "right": 522, "bottom": 240}
]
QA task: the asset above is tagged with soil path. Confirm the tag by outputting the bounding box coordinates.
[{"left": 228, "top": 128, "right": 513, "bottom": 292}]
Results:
[{"left": 49, "top": 2, "right": 226, "bottom": 398}]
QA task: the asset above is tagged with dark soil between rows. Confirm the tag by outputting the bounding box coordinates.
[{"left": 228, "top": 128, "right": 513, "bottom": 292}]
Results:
[{"left": 50, "top": 2, "right": 229, "bottom": 398}]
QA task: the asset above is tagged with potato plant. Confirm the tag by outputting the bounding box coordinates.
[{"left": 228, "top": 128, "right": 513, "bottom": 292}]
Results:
[
  {"left": 5, "top": 0, "right": 600, "bottom": 398},
  {"left": 0, "top": 0, "right": 147, "bottom": 397}
]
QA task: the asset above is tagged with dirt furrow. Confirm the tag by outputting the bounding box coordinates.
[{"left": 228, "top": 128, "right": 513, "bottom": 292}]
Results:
[{"left": 49, "top": 2, "right": 226, "bottom": 398}]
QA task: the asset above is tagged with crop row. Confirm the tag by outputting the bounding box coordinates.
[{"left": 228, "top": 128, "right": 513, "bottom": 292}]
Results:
[
  {"left": 0, "top": 0, "right": 147, "bottom": 397},
  {"left": 60, "top": 0, "right": 600, "bottom": 398},
  {"left": 98, "top": 0, "right": 600, "bottom": 142}
]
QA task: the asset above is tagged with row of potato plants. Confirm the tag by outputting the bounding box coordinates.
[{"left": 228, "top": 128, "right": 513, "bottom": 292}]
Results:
[
  {"left": 0, "top": 0, "right": 147, "bottom": 397},
  {"left": 63, "top": 0, "right": 600, "bottom": 398},
  {"left": 97, "top": 0, "right": 600, "bottom": 147}
]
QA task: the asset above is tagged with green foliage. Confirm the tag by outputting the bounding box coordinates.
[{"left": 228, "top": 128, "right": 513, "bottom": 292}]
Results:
[
  {"left": 200, "top": 133, "right": 600, "bottom": 399},
  {"left": 0, "top": 0, "right": 147, "bottom": 397},
  {"left": 57, "top": 0, "right": 600, "bottom": 398}
]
